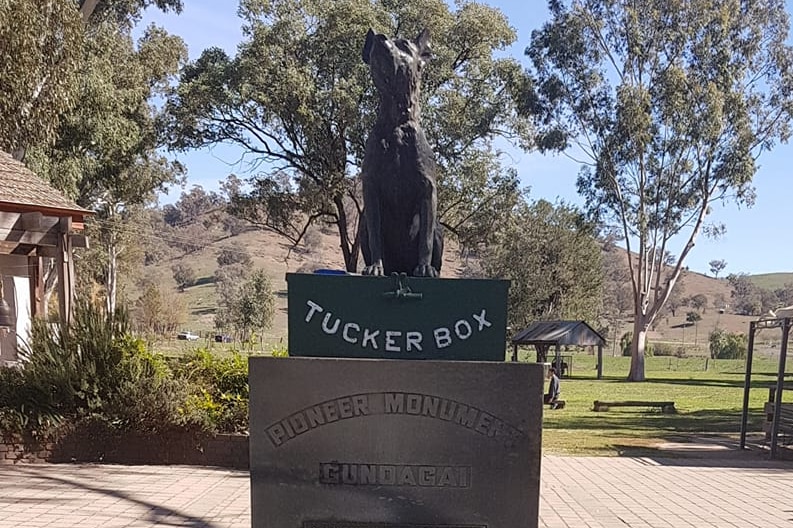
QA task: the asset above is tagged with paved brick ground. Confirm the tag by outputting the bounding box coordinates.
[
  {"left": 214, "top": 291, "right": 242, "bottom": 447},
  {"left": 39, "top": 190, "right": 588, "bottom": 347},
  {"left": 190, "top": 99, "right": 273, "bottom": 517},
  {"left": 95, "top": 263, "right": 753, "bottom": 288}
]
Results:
[{"left": 0, "top": 454, "right": 791, "bottom": 527}]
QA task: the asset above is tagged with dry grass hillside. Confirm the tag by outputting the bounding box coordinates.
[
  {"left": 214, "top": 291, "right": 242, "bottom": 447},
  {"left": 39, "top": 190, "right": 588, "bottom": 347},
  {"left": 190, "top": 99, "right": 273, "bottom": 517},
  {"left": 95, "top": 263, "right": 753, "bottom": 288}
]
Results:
[
  {"left": 142, "top": 226, "right": 776, "bottom": 353},
  {"left": 142, "top": 225, "right": 469, "bottom": 347}
]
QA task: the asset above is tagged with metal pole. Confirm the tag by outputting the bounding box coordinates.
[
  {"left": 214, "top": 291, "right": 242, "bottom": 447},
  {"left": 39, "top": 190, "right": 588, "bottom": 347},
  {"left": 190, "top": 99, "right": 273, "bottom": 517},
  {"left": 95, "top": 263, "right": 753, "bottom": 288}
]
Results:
[
  {"left": 770, "top": 318, "right": 791, "bottom": 459},
  {"left": 739, "top": 321, "right": 756, "bottom": 449}
]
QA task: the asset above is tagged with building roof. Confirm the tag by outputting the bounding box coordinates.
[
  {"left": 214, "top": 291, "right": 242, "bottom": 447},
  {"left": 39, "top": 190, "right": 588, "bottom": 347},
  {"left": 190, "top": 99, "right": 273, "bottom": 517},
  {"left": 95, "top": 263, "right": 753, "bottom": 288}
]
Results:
[
  {"left": 0, "top": 151, "right": 91, "bottom": 217},
  {"left": 511, "top": 320, "right": 606, "bottom": 347}
]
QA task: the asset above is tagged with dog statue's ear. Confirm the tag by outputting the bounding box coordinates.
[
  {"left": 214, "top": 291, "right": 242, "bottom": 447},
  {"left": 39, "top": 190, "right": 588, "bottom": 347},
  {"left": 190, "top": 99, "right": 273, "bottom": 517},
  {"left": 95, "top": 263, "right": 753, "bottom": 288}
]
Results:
[
  {"left": 415, "top": 28, "right": 431, "bottom": 62},
  {"left": 363, "top": 28, "right": 375, "bottom": 64}
]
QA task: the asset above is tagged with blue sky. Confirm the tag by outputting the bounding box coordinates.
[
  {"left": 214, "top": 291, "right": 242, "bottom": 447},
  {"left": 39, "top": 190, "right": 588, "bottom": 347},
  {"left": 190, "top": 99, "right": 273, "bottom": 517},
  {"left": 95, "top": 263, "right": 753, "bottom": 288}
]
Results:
[{"left": 138, "top": 0, "right": 793, "bottom": 277}]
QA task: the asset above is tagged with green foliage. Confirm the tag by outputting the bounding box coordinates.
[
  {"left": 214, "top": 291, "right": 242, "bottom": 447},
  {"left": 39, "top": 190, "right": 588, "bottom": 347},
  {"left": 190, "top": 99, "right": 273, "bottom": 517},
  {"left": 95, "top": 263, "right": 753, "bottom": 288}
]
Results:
[
  {"left": 0, "top": 299, "right": 260, "bottom": 438},
  {"left": 709, "top": 328, "right": 748, "bottom": 360},
  {"left": 19, "top": 299, "right": 131, "bottom": 415},
  {"left": 527, "top": 0, "right": 793, "bottom": 380},
  {"left": 620, "top": 332, "right": 654, "bottom": 357},
  {"left": 171, "top": 263, "right": 196, "bottom": 290},
  {"left": 0, "top": 0, "right": 83, "bottom": 155},
  {"left": 89, "top": 0, "right": 184, "bottom": 29},
  {"left": 0, "top": 301, "right": 144, "bottom": 436},
  {"left": 101, "top": 337, "right": 194, "bottom": 433},
  {"left": 165, "top": 0, "right": 533, "bottom": 270},
  {"left": 481, "top": 199, "right": 603, "bottom": 329},
  {"left": 690, "top": 294, "right": 708, "bottom": 313},
  {"left": 270, "top": 344, "right": 289, "bottom": 358},
  {"left": 727, "top": 273, "right": 780, "bottom": 316},
  {"left": 685, "top": 311, "right": 702, "bottom": 324},
  {"left": 620, "top": 332, "right": 633, "bottom": 357},
  {"left": 25, "top": 13, "right": 187, "bottom": 314},
  {"left": 709, "top": 259, "right": 727, "bottom": 278},
  {"left": 0, "top": 365, "right": 64, "bottom": 438},
  {"left": 172, "top": 349, "right": 249, "bottom": 433},
  {"left": 215, "top": 269, "right": 275, "bottom": 340},
  {"left": 217, "top": 245, "right": 252, "bottom": 267},
  {"left": 652, "top": 343, "right": 684, "bottom": 358},
  {"left": 0, "top": 0, "right": 183, "bottom": 157},
  {"left": 133, "top": 281, "right": 186, "bottom": 334}
]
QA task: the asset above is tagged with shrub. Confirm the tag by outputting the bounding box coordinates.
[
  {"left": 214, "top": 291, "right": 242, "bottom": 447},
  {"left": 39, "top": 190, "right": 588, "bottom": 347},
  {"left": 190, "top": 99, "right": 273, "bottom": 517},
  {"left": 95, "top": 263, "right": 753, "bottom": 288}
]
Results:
[
  {"left": 172, "top": 349, "right": 249, "bottom": 433},
  {"left": 102, "top": 338, "right": 197, "bottom": 434},
  {"left": 270, "top": 344, "right": 289, "bottom": 357},
  {"left": 621, "top": 332, "right": 653, "bottom": 356},
  {"left": 0, "top": 365, "right": 63, "bottom": 438},
  {"left": 2, "top": 301, "right": 198, "bottom": 439},
  {"left": 620, "top": 332, "right": 632, "bottom": 356},
  {"left": 652, "top": 343, "right": 684, "bottom": 357},
  {"left": 709, "top": 328, "right": 748, "bottom": 359},
  {"left": 15, "top": 299, "right": 131, "bottom": 419}
]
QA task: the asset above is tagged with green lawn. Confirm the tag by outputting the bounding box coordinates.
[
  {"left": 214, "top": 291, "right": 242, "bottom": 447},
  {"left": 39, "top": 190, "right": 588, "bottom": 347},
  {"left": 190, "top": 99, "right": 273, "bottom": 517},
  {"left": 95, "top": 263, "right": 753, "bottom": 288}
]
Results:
[{"left": 539, "top": 354, "right": 790, "bottom": 455}]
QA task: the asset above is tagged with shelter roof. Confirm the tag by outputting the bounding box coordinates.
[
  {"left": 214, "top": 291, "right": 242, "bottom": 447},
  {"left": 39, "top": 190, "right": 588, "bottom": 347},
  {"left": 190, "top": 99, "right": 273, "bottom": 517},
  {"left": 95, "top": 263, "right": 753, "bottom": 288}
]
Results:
[
  {"left": 511, "top": 320, "right": 605, "bottom": 347},
  {"left": 0, "top": 152, "right": 91, "bottom": 219}
]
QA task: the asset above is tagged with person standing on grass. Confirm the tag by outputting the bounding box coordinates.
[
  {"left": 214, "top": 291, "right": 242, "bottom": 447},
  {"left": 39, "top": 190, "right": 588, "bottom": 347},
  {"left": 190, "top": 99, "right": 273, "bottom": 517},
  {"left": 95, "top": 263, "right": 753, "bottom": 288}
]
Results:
[{"left": 544, "top": 367, "right": 560, "bottom": 405}]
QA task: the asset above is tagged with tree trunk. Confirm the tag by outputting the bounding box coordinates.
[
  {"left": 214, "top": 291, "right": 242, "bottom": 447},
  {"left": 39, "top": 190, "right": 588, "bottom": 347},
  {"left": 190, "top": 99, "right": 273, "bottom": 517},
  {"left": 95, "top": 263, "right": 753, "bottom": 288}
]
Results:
[
  {"left": 628, "top": 315, "right": 648, "bottom": 381},
  {"left": 333, "top": 195, "right": 359, "bottom": 273},
  {"left": 106, "top": 237, "right": 118, "bottom": 315},
  {"left": 42, "top": 259, "right": 57, "bottom": 318}
]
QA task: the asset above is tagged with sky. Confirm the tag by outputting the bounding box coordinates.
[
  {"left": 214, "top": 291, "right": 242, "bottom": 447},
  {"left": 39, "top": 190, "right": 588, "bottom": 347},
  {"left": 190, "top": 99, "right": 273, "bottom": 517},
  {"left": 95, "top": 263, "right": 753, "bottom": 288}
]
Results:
[{"left": 137, "top": 0, "right": 793, "bottom": 277}]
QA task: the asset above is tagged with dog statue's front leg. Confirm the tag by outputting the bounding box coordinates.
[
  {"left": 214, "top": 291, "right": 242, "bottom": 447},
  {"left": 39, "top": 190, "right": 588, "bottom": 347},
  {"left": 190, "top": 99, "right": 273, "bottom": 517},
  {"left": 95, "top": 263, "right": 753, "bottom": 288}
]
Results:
[
  {"left": 361, "top": 186, "right": 385, "bottom": 276},
  {"left": 413, "top": 178, "right": 438, "bottom": 277}
]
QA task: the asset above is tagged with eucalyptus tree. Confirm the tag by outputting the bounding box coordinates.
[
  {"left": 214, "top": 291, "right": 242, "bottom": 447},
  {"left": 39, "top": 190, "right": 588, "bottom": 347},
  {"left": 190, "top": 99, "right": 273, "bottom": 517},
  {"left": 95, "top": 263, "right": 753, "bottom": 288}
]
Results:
[
  {"left": 0, "top": 0, "right": 182, "bottom": 159},
  {"left": 26, "top": 13, "right": 187, "bottom": 314},
  {"left": 480, "top": 199, "right": 603, "bottom": 331},
  {"left": 709, "top": 259, "right": 727, "bottom": 278},
  {"left": 527, "top": 0, "right": 793, "bottom": 380},
  {"left": 165, "top": 0, "right": 534, "bottom": 271}
]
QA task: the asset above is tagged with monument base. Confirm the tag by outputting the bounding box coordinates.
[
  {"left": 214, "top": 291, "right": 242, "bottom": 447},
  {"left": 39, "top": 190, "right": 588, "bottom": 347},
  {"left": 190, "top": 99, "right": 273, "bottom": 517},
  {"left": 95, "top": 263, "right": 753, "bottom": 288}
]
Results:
[{"left": 250, "top": 357, "right": 543, "bottom": 528}]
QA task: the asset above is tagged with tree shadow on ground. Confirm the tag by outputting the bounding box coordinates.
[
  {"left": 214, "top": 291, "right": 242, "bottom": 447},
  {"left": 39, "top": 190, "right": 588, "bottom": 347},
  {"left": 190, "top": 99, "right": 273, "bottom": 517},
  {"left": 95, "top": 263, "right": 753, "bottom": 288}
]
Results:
[
  {"left": 580, "top": 375, "right": 785, "bottom": 390},
  {"left": 608, "top": 440, "right": 793, "bottom": 469},
  {"left": 4, "top": 466, "right": 232, "bottom": 527},
  {"left": 543, "top": 408, "right": 763, "bottom": 434}
]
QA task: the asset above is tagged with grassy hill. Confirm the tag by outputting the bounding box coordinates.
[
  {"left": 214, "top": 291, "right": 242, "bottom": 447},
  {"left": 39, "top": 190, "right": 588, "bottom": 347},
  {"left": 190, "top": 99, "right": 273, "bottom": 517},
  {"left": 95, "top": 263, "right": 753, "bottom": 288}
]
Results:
[
  {"left": 140, "top": 225, "right": 469, "bottom": 349},
  {"left": 749, "top": 272, "right": 793, "bottom": 291},
  {"left": 138, "top": 225, "right": 779, "bottom": 354}
]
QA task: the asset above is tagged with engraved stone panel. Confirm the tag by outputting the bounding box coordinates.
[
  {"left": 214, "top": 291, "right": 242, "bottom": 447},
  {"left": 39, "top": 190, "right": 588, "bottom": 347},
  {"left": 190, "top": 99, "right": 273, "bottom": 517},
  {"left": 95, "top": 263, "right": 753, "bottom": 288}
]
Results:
[{"left": 250, "top": 357, "right": 543, "bottom": 528}]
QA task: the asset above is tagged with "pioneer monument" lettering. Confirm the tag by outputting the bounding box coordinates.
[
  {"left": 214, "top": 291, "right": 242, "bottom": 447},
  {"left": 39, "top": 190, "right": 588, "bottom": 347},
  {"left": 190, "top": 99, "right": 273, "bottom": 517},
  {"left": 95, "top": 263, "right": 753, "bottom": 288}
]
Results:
[{"left": 265, "top": 391, "right": 523, "bottom": 448}]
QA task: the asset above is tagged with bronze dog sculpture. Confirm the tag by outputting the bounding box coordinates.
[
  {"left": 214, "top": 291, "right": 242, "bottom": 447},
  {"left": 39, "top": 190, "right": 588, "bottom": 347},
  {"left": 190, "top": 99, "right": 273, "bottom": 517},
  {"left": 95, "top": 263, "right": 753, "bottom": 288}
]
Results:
[{"left": 360, "top": 28, "right": 443, "bottom": 277}]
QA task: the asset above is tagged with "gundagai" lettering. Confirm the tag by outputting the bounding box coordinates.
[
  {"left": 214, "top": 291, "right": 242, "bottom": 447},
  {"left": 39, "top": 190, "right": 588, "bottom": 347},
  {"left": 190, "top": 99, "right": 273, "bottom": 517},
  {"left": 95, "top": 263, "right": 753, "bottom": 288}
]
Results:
[{"left": 319, "top": 462, "right": 471, "bottom": 488}]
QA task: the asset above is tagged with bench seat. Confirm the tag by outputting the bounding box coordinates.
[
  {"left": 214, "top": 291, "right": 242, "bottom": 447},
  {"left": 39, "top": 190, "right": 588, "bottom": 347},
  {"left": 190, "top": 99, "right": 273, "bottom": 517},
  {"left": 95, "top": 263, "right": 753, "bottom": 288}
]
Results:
[{"left": 593, "top": 400, "right": 676, "bottom": 413}]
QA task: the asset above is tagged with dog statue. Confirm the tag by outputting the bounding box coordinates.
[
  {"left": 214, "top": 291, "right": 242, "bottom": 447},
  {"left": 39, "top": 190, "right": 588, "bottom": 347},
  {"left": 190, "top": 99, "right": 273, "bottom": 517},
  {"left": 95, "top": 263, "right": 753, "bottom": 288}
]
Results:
[{"left": 360, "top": 28, "right": 444, "bottom": 277}]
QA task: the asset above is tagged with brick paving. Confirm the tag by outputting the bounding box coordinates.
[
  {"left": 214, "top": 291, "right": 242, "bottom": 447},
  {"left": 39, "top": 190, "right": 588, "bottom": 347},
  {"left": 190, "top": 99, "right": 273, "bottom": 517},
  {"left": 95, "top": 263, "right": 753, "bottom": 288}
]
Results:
[{"left": 0, "top": 454, "right": 791, "bottom": 527}]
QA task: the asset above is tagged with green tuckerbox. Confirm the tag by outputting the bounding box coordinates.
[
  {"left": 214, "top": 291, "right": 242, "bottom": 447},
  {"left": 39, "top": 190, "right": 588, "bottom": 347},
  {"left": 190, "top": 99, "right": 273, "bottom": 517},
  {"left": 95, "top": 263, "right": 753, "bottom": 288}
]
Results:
[{"left": 286, "top": 273, "right": 508, "bottom": 361}]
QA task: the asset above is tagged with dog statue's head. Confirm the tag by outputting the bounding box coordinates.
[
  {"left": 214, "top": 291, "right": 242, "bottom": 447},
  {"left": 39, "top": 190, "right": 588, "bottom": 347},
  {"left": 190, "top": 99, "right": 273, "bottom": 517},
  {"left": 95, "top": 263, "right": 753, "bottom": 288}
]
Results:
[{"left": 362, "top": 28, "right": 431, "bottom": 102}]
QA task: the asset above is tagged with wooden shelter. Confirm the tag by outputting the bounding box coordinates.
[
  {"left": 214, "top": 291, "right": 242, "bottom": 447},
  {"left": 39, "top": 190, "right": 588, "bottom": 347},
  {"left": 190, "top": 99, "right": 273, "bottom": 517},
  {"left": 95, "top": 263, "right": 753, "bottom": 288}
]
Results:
[
  {"left": 0, "top": 152, "right": 92, "bottom": 363},
  {"left": 511, "top": 320, "right": 606, "bottom": 379}
]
